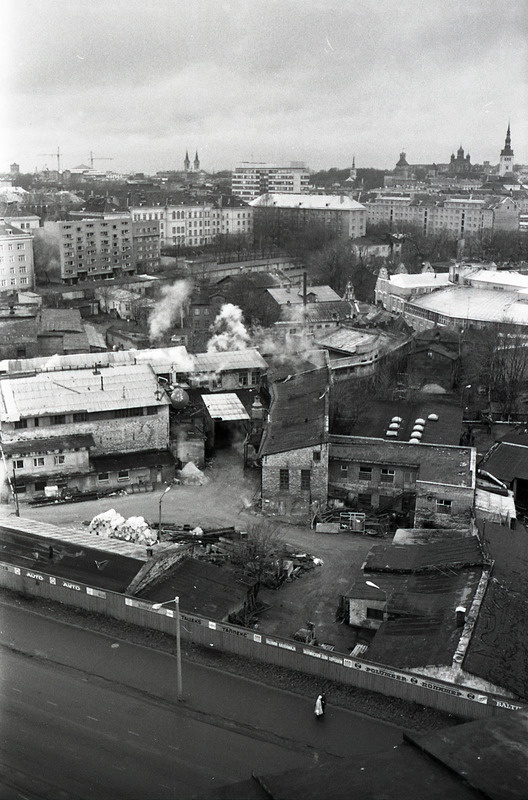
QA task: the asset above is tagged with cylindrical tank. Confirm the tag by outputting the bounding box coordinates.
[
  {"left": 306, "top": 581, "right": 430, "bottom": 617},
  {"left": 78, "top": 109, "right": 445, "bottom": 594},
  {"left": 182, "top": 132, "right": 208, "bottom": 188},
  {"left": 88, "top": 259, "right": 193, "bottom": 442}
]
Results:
[{"left": 170, "top": 387, "right": 190, "bottom": 409}]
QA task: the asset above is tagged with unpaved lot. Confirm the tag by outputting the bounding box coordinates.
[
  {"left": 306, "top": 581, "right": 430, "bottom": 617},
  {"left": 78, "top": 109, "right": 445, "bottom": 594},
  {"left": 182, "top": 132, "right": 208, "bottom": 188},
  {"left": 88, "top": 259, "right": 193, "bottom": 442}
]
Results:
[{"left": 8, "top": 447, "right": 381, "bottom": 654}]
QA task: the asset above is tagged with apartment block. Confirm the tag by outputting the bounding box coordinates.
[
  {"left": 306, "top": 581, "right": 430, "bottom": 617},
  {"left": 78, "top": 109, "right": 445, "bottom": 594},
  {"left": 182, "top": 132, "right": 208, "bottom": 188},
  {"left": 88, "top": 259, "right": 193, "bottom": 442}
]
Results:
[
  {"left": 0, "top": 220, "right": 35, "bottom": 292},
  {"left": 232, "top": 163, "right": 310, "bottom": 201},
  {"left": 51, "top": 214, "right": 134, "bottom": 283},
  {"left": 366, "top": 194, "right": 494, "bottom": 236}
]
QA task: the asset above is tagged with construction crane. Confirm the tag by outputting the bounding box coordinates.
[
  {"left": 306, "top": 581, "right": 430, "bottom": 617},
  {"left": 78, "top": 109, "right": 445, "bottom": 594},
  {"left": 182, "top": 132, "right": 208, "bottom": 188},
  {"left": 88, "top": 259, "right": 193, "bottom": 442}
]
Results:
[
  {"left": 38, "top": 147, "right": 62, "bottom": 172},
  {"left": 89, "top": 151, "right": 113, "bottom": 169}
]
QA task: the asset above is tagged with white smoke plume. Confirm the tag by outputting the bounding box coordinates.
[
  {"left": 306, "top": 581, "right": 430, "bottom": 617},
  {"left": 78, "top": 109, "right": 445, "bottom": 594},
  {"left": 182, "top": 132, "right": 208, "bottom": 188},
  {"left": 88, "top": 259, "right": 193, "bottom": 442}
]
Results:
[
  {"left": 148, "top": 279, "right": 192, "bottom": 342},
  {"left": 207, "top": 303, "right": 250, "bottom": 352},
  {"left": 251, "top": 324, "right": 318, "bottom": 366}
]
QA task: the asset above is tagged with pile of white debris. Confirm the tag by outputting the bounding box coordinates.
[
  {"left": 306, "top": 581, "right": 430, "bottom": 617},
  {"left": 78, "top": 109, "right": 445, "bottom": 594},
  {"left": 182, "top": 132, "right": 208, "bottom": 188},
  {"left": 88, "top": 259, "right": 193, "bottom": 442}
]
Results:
[
  {"left": 177, "top": 462, "right": 208, "bottom": 485},
  {"left": 89, "top": 509, "right": 157, "bottom": 545}
]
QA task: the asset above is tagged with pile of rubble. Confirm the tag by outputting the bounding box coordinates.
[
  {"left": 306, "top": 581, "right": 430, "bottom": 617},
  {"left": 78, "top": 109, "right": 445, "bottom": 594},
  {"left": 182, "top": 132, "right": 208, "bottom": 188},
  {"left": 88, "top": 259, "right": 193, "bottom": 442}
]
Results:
[{"left": 89, "top": 509, "right": 157, "bottom": 546}]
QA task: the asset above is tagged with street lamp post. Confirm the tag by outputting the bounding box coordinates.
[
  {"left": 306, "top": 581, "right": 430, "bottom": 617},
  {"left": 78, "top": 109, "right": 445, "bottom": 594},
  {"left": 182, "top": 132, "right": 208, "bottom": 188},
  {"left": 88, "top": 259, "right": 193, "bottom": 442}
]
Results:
[
  {"left": 365, "top": 580, "right": 388, "bottom": 621},
  {"left": 152, "top": 596, "right": 183, "bottom": 701},
  {"left": 158, "top": 485, "right": 172, "bottom": 538}
]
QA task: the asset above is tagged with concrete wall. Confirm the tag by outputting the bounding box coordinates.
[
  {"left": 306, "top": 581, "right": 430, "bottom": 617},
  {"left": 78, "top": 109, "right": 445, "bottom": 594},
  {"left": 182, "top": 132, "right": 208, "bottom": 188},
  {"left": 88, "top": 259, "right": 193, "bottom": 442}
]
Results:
[{"left": 415, "top": 482, "right": 474, "bottom": 528}]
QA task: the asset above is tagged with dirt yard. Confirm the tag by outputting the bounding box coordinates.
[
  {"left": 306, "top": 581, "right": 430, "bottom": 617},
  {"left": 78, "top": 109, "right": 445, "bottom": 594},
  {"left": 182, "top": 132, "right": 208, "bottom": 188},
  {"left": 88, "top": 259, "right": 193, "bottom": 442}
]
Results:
[{"left": 6, "top": 447, "right": 379, "bottom": 654}]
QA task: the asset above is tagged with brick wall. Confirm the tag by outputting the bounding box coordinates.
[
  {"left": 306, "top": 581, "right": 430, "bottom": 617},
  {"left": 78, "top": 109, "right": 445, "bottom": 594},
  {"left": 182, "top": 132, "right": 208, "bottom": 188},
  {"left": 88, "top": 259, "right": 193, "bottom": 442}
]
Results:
[
  {"left": 415, "top": 482, "right": 474, "bottom": 528},
  {"left": 261, "top": 443, "right": 329, "bottom": 507}
]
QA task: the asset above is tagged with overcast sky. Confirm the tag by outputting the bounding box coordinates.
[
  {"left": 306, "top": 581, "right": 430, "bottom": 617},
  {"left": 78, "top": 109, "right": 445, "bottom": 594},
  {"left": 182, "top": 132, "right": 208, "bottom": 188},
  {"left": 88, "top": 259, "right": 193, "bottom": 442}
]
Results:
[{"left": 2, "top": 0, "right": 527, "bottom": 175}]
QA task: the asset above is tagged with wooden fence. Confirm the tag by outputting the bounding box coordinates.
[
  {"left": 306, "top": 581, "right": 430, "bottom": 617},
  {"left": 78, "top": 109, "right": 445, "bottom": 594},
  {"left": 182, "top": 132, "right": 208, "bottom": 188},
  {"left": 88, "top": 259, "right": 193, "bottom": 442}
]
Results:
[{"left": 2, "top": 560, "right": 525, "bottom": 721}]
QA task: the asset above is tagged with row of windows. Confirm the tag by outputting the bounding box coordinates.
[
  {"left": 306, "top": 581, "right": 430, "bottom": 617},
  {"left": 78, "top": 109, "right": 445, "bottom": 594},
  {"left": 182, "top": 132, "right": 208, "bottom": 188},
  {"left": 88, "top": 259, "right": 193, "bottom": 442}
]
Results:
[
  {"left": 14, "top": 454, "right": 66, "bottom": 469},
  {"left": 13, "top": 407, "right": 158, "bottom": 428}
]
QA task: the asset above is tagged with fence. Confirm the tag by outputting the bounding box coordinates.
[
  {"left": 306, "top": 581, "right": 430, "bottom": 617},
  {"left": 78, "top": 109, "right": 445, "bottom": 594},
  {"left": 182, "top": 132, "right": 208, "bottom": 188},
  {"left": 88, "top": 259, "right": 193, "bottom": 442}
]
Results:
[{"left": 2, "top": 560, "right": 525, "bottom": 721}]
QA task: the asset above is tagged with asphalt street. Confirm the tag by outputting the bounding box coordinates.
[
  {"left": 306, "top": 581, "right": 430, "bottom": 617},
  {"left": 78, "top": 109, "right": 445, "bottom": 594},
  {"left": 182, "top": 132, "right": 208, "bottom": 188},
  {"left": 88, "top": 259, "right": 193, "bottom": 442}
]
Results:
[{"left": 0, "top": 602, "right": 403, "bottom": 799}]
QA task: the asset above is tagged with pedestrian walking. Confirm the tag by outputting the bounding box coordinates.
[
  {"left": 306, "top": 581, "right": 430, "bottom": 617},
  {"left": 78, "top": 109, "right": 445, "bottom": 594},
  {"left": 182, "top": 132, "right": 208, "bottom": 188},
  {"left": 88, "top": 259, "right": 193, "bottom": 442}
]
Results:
[{"left": 314, "top": 691, "right": 326, "bottom": 718}]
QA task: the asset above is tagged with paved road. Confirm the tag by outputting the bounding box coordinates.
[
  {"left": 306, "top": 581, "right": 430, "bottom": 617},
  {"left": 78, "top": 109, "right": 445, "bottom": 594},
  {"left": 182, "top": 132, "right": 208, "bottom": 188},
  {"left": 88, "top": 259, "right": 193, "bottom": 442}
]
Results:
[{"left": 0, "top": 603, "right": 403, "bottom": 799}]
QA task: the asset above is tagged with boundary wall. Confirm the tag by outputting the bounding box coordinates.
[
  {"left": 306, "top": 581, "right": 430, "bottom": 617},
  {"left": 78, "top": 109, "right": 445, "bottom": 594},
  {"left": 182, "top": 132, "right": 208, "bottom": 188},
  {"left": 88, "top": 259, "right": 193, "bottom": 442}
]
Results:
[{"left": 2, "top": 560, "right": 525, "bottom": 721}]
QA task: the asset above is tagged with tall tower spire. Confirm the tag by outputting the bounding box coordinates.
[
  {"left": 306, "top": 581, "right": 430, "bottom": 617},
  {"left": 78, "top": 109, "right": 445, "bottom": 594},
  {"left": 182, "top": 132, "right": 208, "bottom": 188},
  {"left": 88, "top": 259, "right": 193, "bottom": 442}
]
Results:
[
  {"left": 499, "top": 122, "right": 514, "bottom": 176},
  {"left": 184, "top": 150, "right": 190, "bottom": 172},
  {"left": 194, "top": 150, "right": 200, "bottom": 171}
]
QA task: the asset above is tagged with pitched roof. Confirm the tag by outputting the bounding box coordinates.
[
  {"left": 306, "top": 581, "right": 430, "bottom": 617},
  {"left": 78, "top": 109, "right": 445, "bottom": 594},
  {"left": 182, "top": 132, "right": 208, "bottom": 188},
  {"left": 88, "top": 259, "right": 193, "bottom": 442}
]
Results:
[
  {"left": 281, "top": 300, "right": 353, "bottom": 323},
  {"left": 192, "top": 348, "right": 267, "bottom": 372},
  {"left": 1, "top": 433, "right": 95, "bottom": 455},
  {"left": 39, "top": 308, "right": 84, "bottom": 333},
  {"left": 91, "top": 449, "right": 175, "bottom": 471},
  {"left": 267, "top": 285, "right": 341, "bottom": 305},
  {"left": 0, "top": 364, "right": 168, "bottom": 421},
  {"left": 250, "top": 193, "right": 366, "bottom": 211},
  {"left": 364, "top": 537, "right": 484, "bottom": 572},
  {"left": 258, "top": 367, "right": 328, "bottom": 457},
  {"left": 479, "top": 442, "right": 528, "bottom": 483}
]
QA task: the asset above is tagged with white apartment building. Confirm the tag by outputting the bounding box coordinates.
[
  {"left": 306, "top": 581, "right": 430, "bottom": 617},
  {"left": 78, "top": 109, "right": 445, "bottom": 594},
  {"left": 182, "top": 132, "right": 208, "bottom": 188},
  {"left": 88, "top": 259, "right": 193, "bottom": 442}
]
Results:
[
  {"left": 232, "top": 163, "right": 310, "bottom": 201},
  {"left": 0, "top": 220, "right": 35, "bottom": 292},
  {"left": 130, "top": 199, "right": 253, "bottom": 248},
  {"left": 366, "top": 194, "right": 494, "bottom": 236},
  {"left": 48, "top": 214, "right": 134, "bottom": 283}
]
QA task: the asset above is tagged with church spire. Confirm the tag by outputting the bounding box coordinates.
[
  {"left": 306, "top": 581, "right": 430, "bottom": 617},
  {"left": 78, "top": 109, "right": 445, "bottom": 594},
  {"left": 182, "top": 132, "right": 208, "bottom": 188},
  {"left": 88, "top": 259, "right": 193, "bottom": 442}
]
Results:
[
  {"left": 184, "top": 150, "right": 190, "bottom": 171},
  {"left": 499, "top": 122, "right": 514, "bottom": 176}
]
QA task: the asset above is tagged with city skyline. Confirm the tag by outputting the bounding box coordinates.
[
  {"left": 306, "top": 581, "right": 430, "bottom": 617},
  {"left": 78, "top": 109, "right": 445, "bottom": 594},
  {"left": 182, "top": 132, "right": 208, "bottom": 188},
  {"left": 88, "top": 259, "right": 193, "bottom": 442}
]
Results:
[{"left": 2, "top": 0, "right": 527, "bottom": 175}]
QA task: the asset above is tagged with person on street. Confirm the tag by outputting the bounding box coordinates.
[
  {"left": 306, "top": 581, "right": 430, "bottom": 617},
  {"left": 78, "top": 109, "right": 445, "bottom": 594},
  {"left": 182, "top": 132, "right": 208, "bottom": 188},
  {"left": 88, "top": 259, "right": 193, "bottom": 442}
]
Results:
[{"left": 314, "top": 691, "right": 326, "bottom": 718}]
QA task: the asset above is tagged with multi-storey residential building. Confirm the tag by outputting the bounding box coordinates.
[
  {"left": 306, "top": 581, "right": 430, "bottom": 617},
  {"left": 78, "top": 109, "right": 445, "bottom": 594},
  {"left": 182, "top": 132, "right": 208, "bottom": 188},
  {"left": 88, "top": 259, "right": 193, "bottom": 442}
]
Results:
[
  {"left": 0, "top": 220, "right": 35, "bottom": 292},
  {"left": 366, "top": 194, "right": 494, "bottom": 236},
  {"left": 231, "top": 162, "right": 310, "bottom": 201},
  {"left": 130, "top": 198, "right": 253, "bottom": 248},
  {"left": 49, "top": 214, "right": 134, "bottom": 283},
  {"left": 132, "top": 218, "right": 160, "bottom": 272},
  {"left": 250, "top": 193, "right": 367, "bottom": 240}
]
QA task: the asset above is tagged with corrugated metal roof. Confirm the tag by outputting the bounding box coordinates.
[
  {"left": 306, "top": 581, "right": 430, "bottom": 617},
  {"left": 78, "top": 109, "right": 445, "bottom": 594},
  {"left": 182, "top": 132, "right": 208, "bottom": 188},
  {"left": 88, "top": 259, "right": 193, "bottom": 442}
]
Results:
[
  {"left": 193, "top": 348, "right": 267, "bottom": 372},
  {"left": 39, "top": 308, "right": 84, "bottom": 333},
  {"left": 0, "top": 345, "right": 193, "bottom": 375},
  {"left": 201, "top": 393, "right": 250, "bottom": 421},
  {"left": 0, "top": 364, "right": 168, "bottom": 421}
]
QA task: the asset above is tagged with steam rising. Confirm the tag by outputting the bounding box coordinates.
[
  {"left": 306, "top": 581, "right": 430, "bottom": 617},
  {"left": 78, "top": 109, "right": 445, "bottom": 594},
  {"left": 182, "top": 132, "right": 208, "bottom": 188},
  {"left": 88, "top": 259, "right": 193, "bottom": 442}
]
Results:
[
  {"left": 149, "top": 279, "right": 192, "bottom": 341},
  {"left": 207, "top": 304, "right": 250, "bottom": 352}
]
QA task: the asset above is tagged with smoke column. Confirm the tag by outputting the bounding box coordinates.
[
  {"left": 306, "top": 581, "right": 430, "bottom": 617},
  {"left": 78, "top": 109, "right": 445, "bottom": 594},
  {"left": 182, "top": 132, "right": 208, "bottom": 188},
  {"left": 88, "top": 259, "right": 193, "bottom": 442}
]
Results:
[
  {"left": 207, "top": 303, "right": 250, "bottom": 352},
  {"left": 148, "top": 279, "right": 192, "bottom": 342}
]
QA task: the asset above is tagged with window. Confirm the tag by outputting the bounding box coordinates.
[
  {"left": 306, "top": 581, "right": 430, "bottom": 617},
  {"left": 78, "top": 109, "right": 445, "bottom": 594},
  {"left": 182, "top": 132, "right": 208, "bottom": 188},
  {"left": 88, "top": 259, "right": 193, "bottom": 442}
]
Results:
[
  {"left": 380, "top": 468, "right": 395, "bottom": 483},
  {"left": 14, "top": 484, "right": 26, "bottom": 494},
  {"left": 279, "top": 469, "right": 290, "bottom": 490},
  {"left": 117, "top": 469, "right": 130, "bottom": 482},
  {"left": 115, "top": 407, "right": 144, "bottom": 418},
  {"left": 366, "top": 607, "right": 384, "bottom": 621},
  {"left": 98, "top": 472, "right": 109, "bottom": 483},
  {"left": 146, "top": 406, "right": 158, "bottom": 415},
  {"left": 14, "top": 459, "right": 24, "bottom": 469},
  {"left": 238, "top": 372, "right": 248, "bottom": 386},
  {"left": 359, "top": 465, "right": 372, "bottom": 481},
  {"left": 436, "top": 499, "right": 452, "bottom": 514},
  {"left": 51, "top": 415, "right": 66, "bottom": 425},
  {"left": 312, "top": 450, "right": 321, "bottom": 462},
  {"left": 35, "top": 480, "right": 46, "bottom": 492},
  {"left": 33, "top": 457, "right": 45, "bottom": 467},
  {"left": 301, "top": 469, "right": 311, "bottom": 491},
  {"left": 73, "top": 412, "right": 87, "bottom": 422},
  {"left": 340, "top": 464, "right": 348, "bottom": 475},
  {"left": 15, "top": 419, "right": 28, "bottom": 429},
  {"left": 54, "top": 455, "right": 65, "bottom": 465}
]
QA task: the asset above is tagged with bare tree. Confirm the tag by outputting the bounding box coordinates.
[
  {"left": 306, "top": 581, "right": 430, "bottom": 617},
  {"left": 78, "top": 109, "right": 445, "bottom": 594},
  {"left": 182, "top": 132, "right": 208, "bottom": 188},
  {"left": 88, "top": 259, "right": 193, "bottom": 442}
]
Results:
[{"left": 228, "top": 522, "right": 283, "bottom": 587}]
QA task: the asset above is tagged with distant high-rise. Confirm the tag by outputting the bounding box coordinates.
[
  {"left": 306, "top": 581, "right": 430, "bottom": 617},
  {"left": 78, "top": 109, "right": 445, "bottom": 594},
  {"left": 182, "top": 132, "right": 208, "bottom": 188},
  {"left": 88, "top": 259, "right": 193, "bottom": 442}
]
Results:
[
  {"left": 499, "top": 123, "right": 514, "bottom": 176},
  {"left": 232, "top": 162, "right": 310, "bottom": 200}
]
